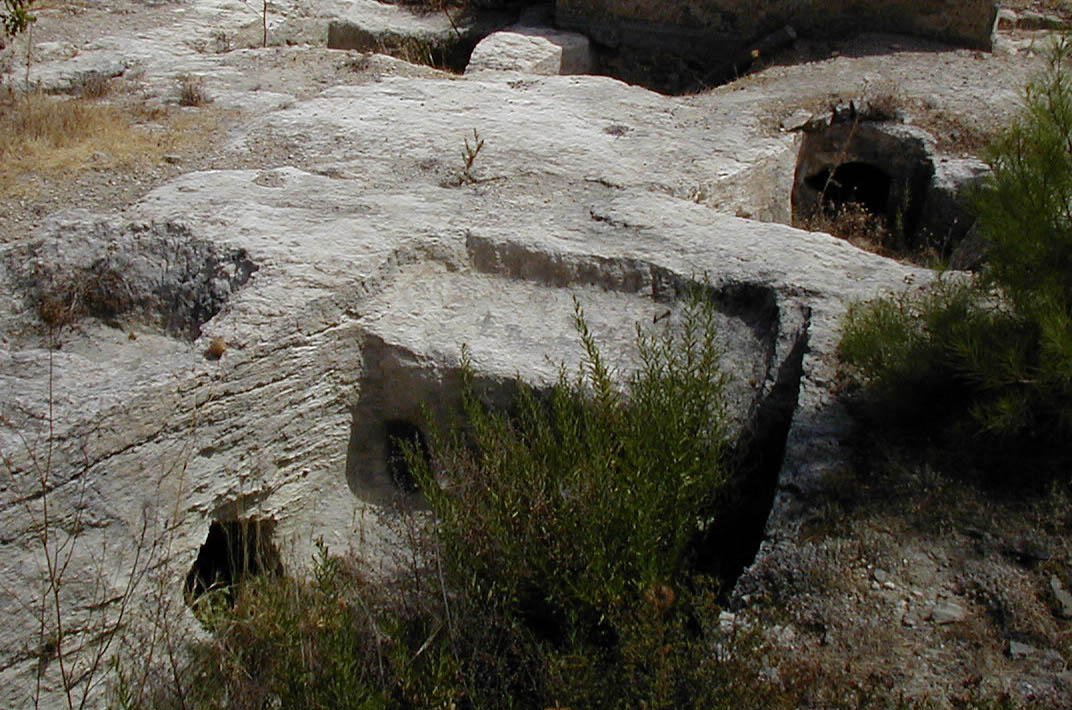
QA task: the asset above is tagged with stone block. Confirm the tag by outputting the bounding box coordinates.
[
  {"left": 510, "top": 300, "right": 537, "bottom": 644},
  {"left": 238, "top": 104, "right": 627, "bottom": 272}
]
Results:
[{"left": 466, "top": 28, "right": 595, "bottom": 75}]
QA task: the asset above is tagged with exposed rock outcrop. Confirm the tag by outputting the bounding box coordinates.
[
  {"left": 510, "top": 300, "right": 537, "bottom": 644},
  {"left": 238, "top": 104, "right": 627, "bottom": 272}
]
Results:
[
  {"left": 0, "top": 0, "right": 1059, "bottom": 705},
  {"left": 0, "top": 71, "right": 930, "bottom": 707},
  {"left": 556, "top": 0, "right": 1000, "bottom": 58}
]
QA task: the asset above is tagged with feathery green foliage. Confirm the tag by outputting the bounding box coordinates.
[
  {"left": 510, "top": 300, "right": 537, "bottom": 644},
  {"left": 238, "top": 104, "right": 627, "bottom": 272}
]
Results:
[
  {"left": 976, "top": 37, "right": 1072, "bottom": 319},
  {"left": 403, "top": 291, "right": 733, "bottom": 707},
  {"left": 1, "top": 0, "right": 34, "bottom": 39},
  {"left": 116, "top": 288, "right": 748, "bottom": 710},
  {"left": 415, "top": 293, "right": 729, "bottom": 621},
  {"left": 118, "top": 542, "right": 389, "bottom": 710},
  {"left": 114, "top": 289, "right": 1046, "bottom": 709},
  {"left": 840, "top": 38, "right": 1072, "bottom": 451}
]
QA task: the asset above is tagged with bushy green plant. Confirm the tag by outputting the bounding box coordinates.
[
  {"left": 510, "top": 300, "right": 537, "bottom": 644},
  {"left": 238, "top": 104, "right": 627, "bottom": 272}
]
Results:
[
  {"left": 116, "top": 286, "right": 1051, "bottom": 709},
  {"left": 1, "top": 0, "right": 34, "bottom": 39},
  {"left": 415, "top": 293, "right": 729, "bottom": 620},
  {"left": 117, "top": 291, "right": 745, "bottom": 710},
  {"left": 976, "top": 38, "right": 1072, "bottom": 318},
  {"left": 401, "top": 290, "right": 732, "bottom": 707},
  {"left": 175, "top": 543, "right": 388, "bottom": 710},
  {"left": 840, "top": 39, "right": 1072, "bottom": 450}
]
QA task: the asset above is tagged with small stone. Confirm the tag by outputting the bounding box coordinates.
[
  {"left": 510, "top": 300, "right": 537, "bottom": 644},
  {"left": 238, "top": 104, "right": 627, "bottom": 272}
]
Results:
[
  {"left": 163, "top": 154, "right": 182, "bottom": 164},
  {"left": 928, "top": 599, "right": 967, "bottom": 624},
  {"left": 1009, "top": 640, "right": 1039, "bottom": 659},
  {"left": 1049, "top": 575, "right": 1072, "bottom": 619},
  {"left": 467, "top": 29, "right": 595, "bottom": 76},
  {"left": 781, "top": 108, "right": 812, "bottom": 132},
  {"left": 872, "top": 568, "right": 890, "bottom": 584}
]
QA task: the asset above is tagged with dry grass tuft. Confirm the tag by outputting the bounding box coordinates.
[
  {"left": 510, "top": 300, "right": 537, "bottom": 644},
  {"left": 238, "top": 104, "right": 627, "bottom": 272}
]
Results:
[
  {"left": 0, "top": 91, "right": 218, "bottom": 198},
  {"left": 799, "top": 202, "right": 897, "bottom": 256},
  {"left": 177, "top": 73, "right": 208, "bottom": 107},
  {"left": 77, "top": 71, "right": 112, "bottom": 99},
  {"left": 35, "top": 264, "right": 133, "bottom": 331}
]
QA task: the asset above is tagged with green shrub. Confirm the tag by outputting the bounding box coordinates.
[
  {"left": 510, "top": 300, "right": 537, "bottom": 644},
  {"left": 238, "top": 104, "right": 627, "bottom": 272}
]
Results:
[
  {"left": 404, "top": 291, "right": 733, "bottom": 707},
  {"left": 414, "top": 293, "right": 729, "bottom": 622},
  {"left": 839, "top": 276, "right": 978, "bottom": 396},
  {"left": 840, "top": 39, "right": 1072, "bottom": 450},
  {"left": 975, "top": 38, "right": 1072, "bottom": 319},
  {"left": 115, "top": 290, "right": 742, "bottom": 710},
  {"left": 169, "top": 543, "right": 389, "bottom": 710},
  {"left": 1, "top": 0, "right": 34, "bottom": 40},
  {"left": 117, "top": 287, "right": 1048, "bottom": 709}
]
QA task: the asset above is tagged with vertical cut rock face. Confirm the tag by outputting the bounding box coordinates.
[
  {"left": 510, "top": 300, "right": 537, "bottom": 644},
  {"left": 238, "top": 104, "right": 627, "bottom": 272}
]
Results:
[{"left": 556, "top": 0, "right": 998, "bottom": 56}]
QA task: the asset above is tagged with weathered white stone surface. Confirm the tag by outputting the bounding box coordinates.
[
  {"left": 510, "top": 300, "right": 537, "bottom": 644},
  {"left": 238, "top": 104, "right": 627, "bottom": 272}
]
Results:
[
  {"left": 466, "top": 27, "right": 594, "bottom": 75},
  {"left": 0, "top": 145, "right": 926, "bottom": 708},
  {"left": 228, "top": 72, "right": 800, "bottom": 222}
]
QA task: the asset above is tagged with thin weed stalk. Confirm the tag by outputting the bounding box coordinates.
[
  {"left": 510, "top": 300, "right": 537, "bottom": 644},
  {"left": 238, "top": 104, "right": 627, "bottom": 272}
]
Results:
[{"left": 1, "top": 311, "right": 191, "bottom": 709}]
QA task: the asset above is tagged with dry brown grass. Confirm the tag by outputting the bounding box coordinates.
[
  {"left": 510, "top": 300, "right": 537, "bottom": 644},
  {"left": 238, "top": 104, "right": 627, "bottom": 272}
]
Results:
[
  {"left": 77, "top": 71, "right": 112, "bottom": 99},
  {"left": 177, "top": 73, "right": 208, "bottom": 106},
  {"left": 0, "top": 91, "right": 217, "bottom": 198},
  {"left": 798, "top": 202, "right": 897, "bottom": 256}
]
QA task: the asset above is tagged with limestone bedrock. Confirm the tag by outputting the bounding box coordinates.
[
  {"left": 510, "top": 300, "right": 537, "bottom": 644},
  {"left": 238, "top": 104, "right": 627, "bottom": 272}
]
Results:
[{"left": 1, "top": 69, "right": 929, "bottom": 710}]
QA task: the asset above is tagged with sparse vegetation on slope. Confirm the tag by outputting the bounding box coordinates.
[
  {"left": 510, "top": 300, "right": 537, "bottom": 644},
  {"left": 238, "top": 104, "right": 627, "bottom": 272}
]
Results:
[
  {"left": 840, "top": 38, "right": 1072, "bottom": 465},
  {"left": 0, "top": 91, "right": 215, "bottom": 199}
]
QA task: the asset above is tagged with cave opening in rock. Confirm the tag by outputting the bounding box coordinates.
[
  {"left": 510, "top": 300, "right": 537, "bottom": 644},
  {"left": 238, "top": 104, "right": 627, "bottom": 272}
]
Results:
[
  {"left": 805, "top": 162, "right": 892, "bottom": 216},
  {"left": 792, "top": 121, "right": 938, "bottom": 254},
  {"left": 385, "top": 419, "right": 431, "bottom": 493},
  {"left": 184, "top": 519, "right": 283, "bottom": 608}
]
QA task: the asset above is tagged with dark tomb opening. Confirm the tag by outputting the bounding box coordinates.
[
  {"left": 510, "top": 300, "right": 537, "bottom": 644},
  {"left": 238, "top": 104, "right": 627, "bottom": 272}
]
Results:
[
  {"left": 184, "top": 518, "right": 283, "bottom": 608},
  {"left": 805, "top": 161, "right": 892, "bottom": 216},
  {"left": 385, "top": 419, "right": 430, "bottom": 493}
]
